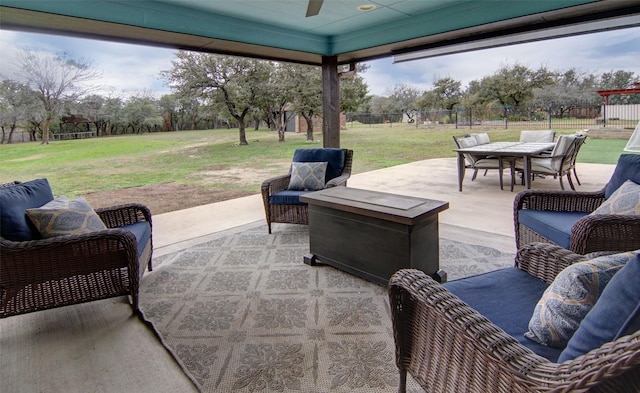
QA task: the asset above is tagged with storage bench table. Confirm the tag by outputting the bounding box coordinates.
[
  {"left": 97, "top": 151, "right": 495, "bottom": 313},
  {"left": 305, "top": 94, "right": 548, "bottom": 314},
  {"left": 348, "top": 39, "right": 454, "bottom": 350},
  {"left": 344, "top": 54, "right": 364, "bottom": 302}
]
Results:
[{"left": 300, "top": 187, "right": 449, "bottom": 285}]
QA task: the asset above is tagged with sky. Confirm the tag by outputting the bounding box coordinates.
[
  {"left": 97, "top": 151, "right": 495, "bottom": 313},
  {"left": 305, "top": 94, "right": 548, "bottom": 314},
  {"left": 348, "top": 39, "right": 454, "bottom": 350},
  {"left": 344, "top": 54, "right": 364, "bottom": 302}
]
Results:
[{"left": 1, "top": 26, "right": 639, "bottom": 99}]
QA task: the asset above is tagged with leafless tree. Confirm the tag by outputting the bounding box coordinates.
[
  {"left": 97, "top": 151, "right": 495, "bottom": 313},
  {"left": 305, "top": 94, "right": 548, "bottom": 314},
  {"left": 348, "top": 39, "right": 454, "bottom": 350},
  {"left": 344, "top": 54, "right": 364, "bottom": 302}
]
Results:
[{"left": 15, "top": 50, "right": 101, "bottom": 144}]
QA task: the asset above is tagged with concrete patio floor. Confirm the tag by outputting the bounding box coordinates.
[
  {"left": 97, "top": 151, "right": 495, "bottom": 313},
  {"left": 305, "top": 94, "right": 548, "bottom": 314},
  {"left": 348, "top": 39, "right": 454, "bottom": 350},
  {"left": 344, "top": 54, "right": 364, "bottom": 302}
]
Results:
[{"left": 154, "top": 157, "right": 615, "bottom": 257}]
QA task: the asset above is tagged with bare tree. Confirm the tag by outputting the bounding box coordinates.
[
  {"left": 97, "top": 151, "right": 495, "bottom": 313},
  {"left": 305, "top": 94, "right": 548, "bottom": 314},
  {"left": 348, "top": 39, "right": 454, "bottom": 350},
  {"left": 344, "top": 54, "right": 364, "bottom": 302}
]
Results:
[{"left": 15, "top": 50, "right": 100, "bottom": 144}]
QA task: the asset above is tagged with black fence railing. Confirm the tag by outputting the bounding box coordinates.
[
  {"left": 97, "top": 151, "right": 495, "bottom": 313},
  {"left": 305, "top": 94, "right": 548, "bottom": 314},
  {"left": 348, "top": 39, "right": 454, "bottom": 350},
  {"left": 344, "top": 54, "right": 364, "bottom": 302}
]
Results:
[{"left": 346, "top": 101, "right": 639, "bottom": 130}]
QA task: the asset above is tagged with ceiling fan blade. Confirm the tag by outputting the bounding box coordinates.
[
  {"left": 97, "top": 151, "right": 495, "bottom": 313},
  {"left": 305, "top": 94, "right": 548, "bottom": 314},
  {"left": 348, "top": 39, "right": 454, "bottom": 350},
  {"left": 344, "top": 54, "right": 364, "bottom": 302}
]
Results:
[{"left": 306, "top": 0, "right": 324, "bottom": 17}]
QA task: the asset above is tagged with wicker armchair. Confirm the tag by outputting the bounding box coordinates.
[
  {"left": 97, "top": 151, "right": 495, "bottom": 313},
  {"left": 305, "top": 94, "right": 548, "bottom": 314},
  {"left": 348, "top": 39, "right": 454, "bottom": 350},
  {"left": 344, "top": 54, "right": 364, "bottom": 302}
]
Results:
[
  {"left": 389, "top": 242, "right": 640, "bottom": 393},
  {"left": 514, "top": 154, "right": 640, "bottom": 254},
  {"left": 261, "top": 148, "right": 353, "bottom": 233},
  {"left": 0, "top": 180, "right": 153, "bottom": 318}
]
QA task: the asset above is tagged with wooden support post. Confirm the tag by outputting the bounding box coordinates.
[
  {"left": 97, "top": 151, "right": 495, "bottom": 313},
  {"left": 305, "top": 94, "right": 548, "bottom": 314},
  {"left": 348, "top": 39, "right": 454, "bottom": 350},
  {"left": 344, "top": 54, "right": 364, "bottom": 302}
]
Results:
[{"left": 321, "top": 55, "right": 340, "bottom": 148}]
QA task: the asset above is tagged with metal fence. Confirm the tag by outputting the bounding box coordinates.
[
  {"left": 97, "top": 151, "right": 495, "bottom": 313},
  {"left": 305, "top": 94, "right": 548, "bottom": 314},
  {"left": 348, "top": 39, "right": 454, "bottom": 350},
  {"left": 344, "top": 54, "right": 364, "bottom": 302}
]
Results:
[{"left": 346, "top": 101, "right": 640, "bottom": 130}]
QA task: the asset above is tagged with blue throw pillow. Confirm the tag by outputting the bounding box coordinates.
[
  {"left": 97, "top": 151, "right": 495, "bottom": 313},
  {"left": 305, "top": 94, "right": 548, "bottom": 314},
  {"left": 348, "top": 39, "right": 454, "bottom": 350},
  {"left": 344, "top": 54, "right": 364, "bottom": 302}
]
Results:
[
  {"left": 0, "top": 179, "right": 54, "bottom": 241},
  {"left": 558, "top": 254, "right": 640, "bottom": 362},
  {"left": 604, "top": 154, "right": 640, "bottom": 199}
]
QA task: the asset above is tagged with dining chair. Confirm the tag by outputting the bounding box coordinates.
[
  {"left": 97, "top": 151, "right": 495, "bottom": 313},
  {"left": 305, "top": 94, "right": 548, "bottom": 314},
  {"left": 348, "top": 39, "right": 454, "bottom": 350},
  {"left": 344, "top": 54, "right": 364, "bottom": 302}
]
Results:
[
  {"left": 452, "top": 135, "right": 511, "bottom": 190},
  {"left": 568, "top": 133, "right": 588, "bottom": 185},
  {"left": 514, "top": 134, "right": 578, "bottom": 190},
  {"left": 519, "top": 129, "right": 556, "bottom": 143}
]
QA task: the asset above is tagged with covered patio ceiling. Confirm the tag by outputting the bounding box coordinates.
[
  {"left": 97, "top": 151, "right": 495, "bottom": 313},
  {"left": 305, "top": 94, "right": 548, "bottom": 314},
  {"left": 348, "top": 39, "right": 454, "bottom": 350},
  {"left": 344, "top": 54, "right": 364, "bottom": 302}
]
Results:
[{"left": 2, "top": 0, "right": 639, "bottom": 66}]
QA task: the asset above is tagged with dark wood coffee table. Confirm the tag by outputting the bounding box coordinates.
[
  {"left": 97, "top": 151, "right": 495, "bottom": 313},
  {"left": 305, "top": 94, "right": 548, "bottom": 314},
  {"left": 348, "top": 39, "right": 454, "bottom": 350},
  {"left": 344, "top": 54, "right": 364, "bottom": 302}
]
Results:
[{"left": 300, "top": 187, "right": 449, "bottom": 285}]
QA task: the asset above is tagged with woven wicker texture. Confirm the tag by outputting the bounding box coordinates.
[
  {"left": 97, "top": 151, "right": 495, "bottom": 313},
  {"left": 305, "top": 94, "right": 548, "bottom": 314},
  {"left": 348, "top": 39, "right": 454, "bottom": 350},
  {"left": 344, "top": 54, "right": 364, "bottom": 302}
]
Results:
[
  {"left": 261, "top": 149, "right": 353, "bottom": 233},
  {"left": 1, "top": 181, "right": 153, "bottom": 318},
  {"left": 389, "top": 242, "right": 640, "bottom": 393},
  {"left": 514, "top": 187, "right": 640, "bottom": 254}
]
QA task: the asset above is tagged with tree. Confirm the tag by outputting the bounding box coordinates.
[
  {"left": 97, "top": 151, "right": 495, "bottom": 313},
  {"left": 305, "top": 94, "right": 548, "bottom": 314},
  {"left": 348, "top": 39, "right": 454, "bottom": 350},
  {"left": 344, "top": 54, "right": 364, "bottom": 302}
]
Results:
[
  {"left": 122, "top": 92, "right": 162, "bottom": 133},
  {"left": 288, "top": 64, "right": 322, "bottom": 142},
  {"left": 261, "top": 62, "right": 295, "bottom": 142},
  {"left": 533, "top": 68, "right": 600, "bottom": 117},
  {"left": 339, "top": 73, "right": 370, "bottom": 114},
  {"left": 100, "top": 96, "right": 125, "bottom": 135},
  {"left": 0, "top": 80, "right": 35, "bottom": 143},
  {"left": 473, "top": 63, "right": 554, "bottom": 107},
  {"left": 417, "top": 77, "right": 462, "bottom": 110},
  {"left": 14, "top": 50, "right": 100, "bottom": 144},
  {"left": 368, "top": 95, "right": 394, "bottom": 115},
  {"left": 598, "top": 70, "right": 639, "bottom": 104},
  {"left": 387, "top": 84, "right": 422, "bottom": 122},
  {"left": 163, "top": 51, "right": 272, "bottom": 145}
]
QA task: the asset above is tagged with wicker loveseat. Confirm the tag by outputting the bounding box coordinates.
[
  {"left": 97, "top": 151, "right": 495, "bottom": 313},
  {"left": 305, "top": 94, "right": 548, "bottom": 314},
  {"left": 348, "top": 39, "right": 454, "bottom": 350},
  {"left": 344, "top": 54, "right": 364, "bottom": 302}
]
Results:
[
  {"left": 0, "top": 179, "right": 153, "bottom": 317},
  {"left": 389, "top": 242, "right": 640, "bottom": 393},
  {"left": 515, "top": 153, "right": 640, "bottom": 254},
  {"left": 261, "top": 148, "right": 353, "bottom": 233}
]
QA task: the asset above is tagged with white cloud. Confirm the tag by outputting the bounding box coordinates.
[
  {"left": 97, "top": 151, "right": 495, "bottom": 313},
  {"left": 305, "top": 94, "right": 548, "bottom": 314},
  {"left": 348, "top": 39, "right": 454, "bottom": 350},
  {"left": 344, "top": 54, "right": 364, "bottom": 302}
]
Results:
[
  {"left": 0, "top": 30, "right": 176, "bottom": 98},
  {"left": 363, "top": 27, "right": 640, "bottom": 96},
  {"left": 2, "top": 27, "right": 639, "bottom": 99}
]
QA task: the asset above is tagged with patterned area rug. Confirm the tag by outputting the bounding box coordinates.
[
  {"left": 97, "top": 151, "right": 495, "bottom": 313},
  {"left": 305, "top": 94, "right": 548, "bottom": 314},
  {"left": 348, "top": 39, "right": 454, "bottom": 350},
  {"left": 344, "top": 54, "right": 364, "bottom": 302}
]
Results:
[{"left": 140, "top": 223, "right": 514, "bottom": 393}]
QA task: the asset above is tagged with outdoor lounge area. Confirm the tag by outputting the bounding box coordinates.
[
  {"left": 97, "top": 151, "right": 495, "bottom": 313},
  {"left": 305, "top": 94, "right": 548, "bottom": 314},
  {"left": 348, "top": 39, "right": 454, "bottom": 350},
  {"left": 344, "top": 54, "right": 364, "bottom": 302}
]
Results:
[
  {"left": 2, "top": 1, "right": 640, "bottom": 391},
  {"left": 0, "top": 157, "right": 623, "bottom": 392}
]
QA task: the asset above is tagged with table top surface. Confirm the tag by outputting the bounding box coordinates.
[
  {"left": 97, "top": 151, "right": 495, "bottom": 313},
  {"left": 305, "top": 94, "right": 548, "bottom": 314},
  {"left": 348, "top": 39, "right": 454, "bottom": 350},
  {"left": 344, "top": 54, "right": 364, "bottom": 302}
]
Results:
[
  {"left": 300, "top": 187, "right": 449, "bottom": 223},
  {"left": 455, "top": 141, "right": 555, "bottom": 155}
]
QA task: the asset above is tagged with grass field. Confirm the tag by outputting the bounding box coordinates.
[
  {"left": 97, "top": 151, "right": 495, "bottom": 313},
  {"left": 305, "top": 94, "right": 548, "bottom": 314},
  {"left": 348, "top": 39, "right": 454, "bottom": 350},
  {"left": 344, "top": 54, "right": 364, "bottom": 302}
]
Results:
[{"left": 0, "top": 126, "right": 627, "bottom": 197}]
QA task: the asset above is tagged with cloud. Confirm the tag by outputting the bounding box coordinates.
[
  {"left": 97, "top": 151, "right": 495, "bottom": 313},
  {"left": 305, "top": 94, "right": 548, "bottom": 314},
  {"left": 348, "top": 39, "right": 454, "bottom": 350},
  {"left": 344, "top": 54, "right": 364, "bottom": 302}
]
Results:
[
  {"left": 0, "top": 30, "right": 176, "bottom": 98},
  {"left": 363, "top": 27, "right": 640, "bottom": 96},
  {"left": 2, "top": 27, "right": 639, "bottom": 99}
]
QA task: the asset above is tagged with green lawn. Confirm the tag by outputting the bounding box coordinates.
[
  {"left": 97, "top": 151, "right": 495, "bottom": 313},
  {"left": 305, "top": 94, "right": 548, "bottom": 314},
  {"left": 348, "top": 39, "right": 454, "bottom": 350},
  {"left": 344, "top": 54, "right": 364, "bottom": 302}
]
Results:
[{"left": 0, "top": 126, "right": 626, "bottom": 196}]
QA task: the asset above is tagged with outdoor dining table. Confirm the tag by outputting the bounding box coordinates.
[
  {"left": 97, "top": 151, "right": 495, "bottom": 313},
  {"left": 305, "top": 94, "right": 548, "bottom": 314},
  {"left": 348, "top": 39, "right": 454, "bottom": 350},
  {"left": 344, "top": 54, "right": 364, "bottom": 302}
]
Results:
[{"left": 454, "top": 141, "right": 556, "bottom": 191}]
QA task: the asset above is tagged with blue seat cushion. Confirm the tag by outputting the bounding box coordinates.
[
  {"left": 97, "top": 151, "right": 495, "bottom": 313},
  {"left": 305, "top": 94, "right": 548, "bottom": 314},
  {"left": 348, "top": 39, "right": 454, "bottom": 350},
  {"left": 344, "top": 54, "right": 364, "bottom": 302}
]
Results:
[
  {"left": 444, "top": 268, "right": 562, "bottom": 362},
  {"left": 292, "top": 148, "right": 345, "bottom": 182},
  {"left": 0, "top": 179, "right": 54, "bottom": 241},
  {"left": 518, "top": 210, "right": 589, "bottom": 249},
  {"left": 559, "top": 254, "right": 640, "bottom": 362},
  {"left": 605, "top": 154, "right": 640, "bottom": 199},
  {"left": 118, "top": 221, "right": 151, "bottom": 257},
  {"left": 269, "top": 190, "right": 314, "bottom": 206}
]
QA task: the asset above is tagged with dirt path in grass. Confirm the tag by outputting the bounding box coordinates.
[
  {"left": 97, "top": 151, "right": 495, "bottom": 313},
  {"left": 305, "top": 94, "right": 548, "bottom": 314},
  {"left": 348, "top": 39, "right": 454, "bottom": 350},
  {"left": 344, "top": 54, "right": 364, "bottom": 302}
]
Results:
[
  {"left": 82, "top": 183, "right": 256, "bottom": 216},
  {"left": 81, "top": 163, "right": 293, "bottom": 215}
]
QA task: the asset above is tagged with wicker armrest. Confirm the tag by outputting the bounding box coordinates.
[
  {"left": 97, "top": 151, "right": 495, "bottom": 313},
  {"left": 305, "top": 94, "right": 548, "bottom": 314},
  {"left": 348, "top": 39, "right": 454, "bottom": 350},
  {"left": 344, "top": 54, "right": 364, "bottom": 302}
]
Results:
[
  {"left": 514, "top": 188, "right": 605, "bottom": 213},
  {"left": 388, "top": 268, "right": 640, "bottom": 392},
  {"left": 96, "top": 203, "right": 152, "bottom": 229},
  {"left": 546, "top": 332, "right": 640, "bottom": 392},
  {"left": 514, "top": 242, "right": 586, "bottom": 284},
  {"left": 325, "top": 174, "right": 350, "bottom": 187},
  {"left": 389, "top": 269, "right": 549, "bottom": 393},
  {"left": 570, "top": 214, "right": 640, "bottom": 254},
  {"left": 1, "top": 229, "right": 141, "bottom": 317},
  {"left": 261, "top": 174, "right": 291, "bottom": 196},
  {"left": 1, "top": 229, "right": 139, "bottom": 272}
]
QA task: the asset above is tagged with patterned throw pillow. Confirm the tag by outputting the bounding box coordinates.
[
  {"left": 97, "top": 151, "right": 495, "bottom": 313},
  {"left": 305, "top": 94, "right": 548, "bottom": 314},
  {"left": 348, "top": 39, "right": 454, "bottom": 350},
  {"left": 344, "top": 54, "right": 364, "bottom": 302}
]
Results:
[
  {"left": 287, "top": 162, "right": 328, "bottom": 191},
  {"left": 26, "top": 196, "right": 107, "bottom": 238},
  {"left": 524, "top": 250, "right": 640, "bottom": 348},
  {"left": 591, "top": 179, "right": 640, "bottom": 215}
]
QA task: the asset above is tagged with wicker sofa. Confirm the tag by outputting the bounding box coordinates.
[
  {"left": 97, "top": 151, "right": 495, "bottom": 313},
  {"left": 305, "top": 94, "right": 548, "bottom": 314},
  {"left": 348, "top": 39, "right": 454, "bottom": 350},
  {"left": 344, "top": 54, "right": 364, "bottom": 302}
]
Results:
[
  {"left": 515, "top": 153, "right": 640, "bottom": 254},
  {"left": 0, "top": 179, "right": 153, "bottom": 317},
  {"left": 389, "top": 242, "right": 640, "bottom": 393},
  {"left": 261, "top": 148, "right": 353, "bottom": 233}
]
